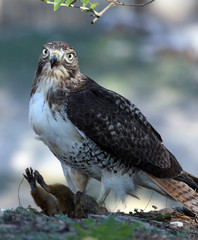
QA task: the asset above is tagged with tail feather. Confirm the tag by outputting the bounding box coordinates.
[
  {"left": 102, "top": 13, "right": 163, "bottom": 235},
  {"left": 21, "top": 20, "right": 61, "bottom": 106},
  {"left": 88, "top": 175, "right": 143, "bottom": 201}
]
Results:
[
  {"left": 149, "top": 174, "right": 198, "bottom": 217},
  {"left": 174, "top": 171, "right": 198, "bottom": 191},
  {"left": 184, "top": 171, "right": 198, "bottom": 187}
]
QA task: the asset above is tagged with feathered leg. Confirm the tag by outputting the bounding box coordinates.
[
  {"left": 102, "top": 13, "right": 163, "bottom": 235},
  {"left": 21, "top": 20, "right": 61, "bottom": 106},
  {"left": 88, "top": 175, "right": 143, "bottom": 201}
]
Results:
[{"left": 61, "top": 163, "right": 90, "bottom": 193}]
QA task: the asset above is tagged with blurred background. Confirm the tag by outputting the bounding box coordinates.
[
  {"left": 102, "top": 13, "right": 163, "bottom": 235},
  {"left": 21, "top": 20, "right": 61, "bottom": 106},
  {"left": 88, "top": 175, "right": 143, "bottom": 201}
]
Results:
[{"left": 0, "top": 0, "right": 198, "bottom": 213}]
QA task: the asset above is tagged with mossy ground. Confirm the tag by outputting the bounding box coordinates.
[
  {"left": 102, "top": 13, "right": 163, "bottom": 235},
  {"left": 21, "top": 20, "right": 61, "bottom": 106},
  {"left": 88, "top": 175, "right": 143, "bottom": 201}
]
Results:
[{"left": 0, "top": 207, "right": 198, "bottom": 240}]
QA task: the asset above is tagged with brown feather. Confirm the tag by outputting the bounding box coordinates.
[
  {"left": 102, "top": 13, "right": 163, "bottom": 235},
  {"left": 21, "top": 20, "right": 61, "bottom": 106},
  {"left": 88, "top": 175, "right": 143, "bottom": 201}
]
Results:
[
  {"left": 67, "top": 82, "right": 182, "bottom": 178},
  {"left": 24, "top": 168, "right": 75, "bottom": 216},
  {"left": 30, "top": 41, "right": 196, "bottom": 210},
  {"left": 148, "top": 174, "right": 198, "bottom": 217}
]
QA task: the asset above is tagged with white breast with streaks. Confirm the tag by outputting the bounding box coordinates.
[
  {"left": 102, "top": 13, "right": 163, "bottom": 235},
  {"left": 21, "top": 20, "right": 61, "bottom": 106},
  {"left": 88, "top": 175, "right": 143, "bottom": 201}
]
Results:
[{"left": 29, "top": 90, "right": 83, "bottom": 155}]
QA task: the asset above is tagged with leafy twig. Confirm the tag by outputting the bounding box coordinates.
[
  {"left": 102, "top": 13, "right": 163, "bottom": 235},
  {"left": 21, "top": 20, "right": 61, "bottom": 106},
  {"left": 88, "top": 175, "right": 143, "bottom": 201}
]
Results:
[
  {"left": 42, "top": 0, "right": 97, "bottom": 12},
  {"left": 41, "top": 0, "right": 155, "bottom": 24}
]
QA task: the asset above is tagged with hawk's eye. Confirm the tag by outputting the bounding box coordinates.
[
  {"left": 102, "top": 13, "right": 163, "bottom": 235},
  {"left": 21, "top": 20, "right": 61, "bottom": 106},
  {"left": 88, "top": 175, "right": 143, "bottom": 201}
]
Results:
[
  {"left": 42, "top": 48, "right": 49, "bottom": 57},
  {"left": 65, "top": 53, "right": 74, "bottom": 63}
]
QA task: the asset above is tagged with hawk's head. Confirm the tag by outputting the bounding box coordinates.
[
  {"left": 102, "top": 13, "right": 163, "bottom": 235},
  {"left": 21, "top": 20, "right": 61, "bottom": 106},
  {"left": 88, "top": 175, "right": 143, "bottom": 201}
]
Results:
[
  {"left": 31, "top": 41, "right": 87, "bottom": 96},
  {"left": 37, "top": 41, "right": 79, "bottom": 78}
]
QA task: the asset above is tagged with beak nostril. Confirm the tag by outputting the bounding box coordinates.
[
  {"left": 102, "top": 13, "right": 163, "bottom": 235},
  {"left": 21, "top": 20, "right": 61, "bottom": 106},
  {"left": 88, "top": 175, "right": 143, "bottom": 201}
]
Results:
[{"left": 50, "top": 55, "right": 58, "bottom": 69}]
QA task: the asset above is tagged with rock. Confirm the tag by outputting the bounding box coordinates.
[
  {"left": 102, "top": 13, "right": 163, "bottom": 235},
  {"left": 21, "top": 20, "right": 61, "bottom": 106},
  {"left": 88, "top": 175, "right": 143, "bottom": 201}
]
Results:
[{"left": 170, "top": 221, "right": 184, "bottom": 227}]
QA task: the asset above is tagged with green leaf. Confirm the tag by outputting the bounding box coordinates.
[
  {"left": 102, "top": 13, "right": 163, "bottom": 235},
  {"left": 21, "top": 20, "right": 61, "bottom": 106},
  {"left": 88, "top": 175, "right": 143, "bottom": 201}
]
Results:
[
  {"left": 66, "top": 0, "right": 74, "bottom": 7},
  {"left": 80, "top": 0, "right": 89, "bottom": 7},
  {"left": 54, "top": 0, "right": 65, "bottom": 11},
  {"left": 90, "top": 2, "right": 98, "bottom": 11}
]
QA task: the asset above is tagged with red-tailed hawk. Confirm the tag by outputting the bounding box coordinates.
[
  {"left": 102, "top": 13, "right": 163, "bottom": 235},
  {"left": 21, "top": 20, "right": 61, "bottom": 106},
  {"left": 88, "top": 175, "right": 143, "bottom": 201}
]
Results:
[{"left": 29, "top": 41, "right": 198, "bottom": 215}]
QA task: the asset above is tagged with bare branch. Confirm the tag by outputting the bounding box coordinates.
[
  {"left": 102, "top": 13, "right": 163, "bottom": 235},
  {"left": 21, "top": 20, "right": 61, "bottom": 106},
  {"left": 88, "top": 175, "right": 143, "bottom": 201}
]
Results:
[
  {"left": 92, "top": 2, "right": 116, "bottom": 24},
  {"left": 105, "top": 0, "right": 155, "bottom": 7},
  {"left": 92, "top": 0, "right": 155, "bottom": 23}
]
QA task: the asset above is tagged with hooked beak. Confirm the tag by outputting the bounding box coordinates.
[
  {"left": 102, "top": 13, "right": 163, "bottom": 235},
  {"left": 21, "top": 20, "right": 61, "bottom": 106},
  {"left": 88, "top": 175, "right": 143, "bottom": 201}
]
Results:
[{"left": 50, "top": 55, "right": 58, "bottom": 69}]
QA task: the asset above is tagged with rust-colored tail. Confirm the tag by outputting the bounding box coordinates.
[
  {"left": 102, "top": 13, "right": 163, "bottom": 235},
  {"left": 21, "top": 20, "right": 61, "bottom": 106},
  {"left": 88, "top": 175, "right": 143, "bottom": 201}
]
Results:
[{"left": 149, "top": 174, "right": 198, "bottom": 217}]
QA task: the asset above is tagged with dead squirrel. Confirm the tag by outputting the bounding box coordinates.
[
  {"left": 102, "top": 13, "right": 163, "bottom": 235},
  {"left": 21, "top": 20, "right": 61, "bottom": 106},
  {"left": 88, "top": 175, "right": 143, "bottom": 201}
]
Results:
[
  {"left": 24, "top": 167, "right": 107, "bottom": 217},
  {"left": 24, "top": 168, "right": 74, "bottom": 216}
]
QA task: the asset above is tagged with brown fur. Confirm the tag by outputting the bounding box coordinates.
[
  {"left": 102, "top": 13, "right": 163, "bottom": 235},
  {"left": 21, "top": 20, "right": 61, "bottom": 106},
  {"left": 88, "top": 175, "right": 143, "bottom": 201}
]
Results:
[
  {"left": 24, "top": 168, "right": 74, "bottom": 216},
  {"left": 24, "top": 168, "right": 108, "bottom": 217},
  {"left": 42, "top": 183, "right": 75, "bottom": 215},
  {"left": 74, "top": 191, "right": 107, "bottom": 218},
  {"left": 31, "top": 186, "right": 59, "bottom": 216}
]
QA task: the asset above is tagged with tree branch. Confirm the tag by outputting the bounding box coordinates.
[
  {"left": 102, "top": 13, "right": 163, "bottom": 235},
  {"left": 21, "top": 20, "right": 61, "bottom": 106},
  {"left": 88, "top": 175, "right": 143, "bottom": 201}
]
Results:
[
  {"left": 41, "top": 0, "right": 155, "bottom": 24},
  {"left": 92, "top": 2, "right": 116, "bottom": 24},
  {"left": 105, "top": 0, "right": 155, "bottom": 7},
  {"left": 42, "top": 0, "right": 98, "bottom": 14}
]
